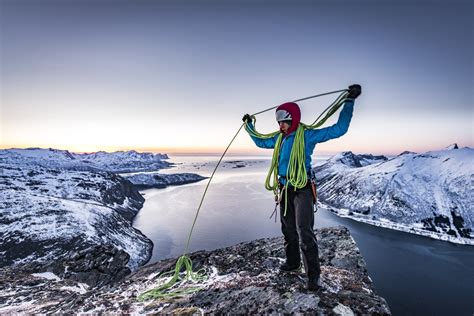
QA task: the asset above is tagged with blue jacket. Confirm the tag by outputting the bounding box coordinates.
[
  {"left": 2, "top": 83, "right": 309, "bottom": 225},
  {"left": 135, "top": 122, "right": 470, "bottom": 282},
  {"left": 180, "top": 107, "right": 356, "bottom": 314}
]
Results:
[{"left": 246, "top": 99, "right": 355, "bottom": 184}]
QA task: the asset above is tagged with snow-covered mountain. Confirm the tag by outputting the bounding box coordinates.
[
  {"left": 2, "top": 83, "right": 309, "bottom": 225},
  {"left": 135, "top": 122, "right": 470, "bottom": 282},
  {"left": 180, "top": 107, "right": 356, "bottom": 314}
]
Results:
[
  {"left": 0, "top": 156, "right": 152, "bottom": 270},
  {"left": 1, "top": 148, "right": 97, "bottom": 171},
  {"left": 1, "top": 148, "right": 171, "bottom": 173},
  {"left": 314, "top": 146, "right": 473, "bottom": 245},
  {"left": 75, "top": 150, "right": 171, "bottom": 173}
]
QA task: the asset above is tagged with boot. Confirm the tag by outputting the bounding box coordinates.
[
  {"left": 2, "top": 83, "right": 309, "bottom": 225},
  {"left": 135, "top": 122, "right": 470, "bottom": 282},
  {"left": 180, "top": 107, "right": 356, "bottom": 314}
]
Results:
[
  {"left": 279, "top": 262, "right": 302, "bottom": 272},
  {"left": 307, "top": 275, "right": 320, "bottom": 291}
]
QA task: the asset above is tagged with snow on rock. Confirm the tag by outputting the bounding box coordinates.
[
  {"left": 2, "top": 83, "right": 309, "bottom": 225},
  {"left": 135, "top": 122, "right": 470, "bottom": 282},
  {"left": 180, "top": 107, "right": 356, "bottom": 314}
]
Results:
[
  {"left": 74, "top": 150, "right": 171, "bottom": 173},
  {"left": 326, "top": 151, "right": 388, "bottom": 168},
  {"left": 0, "top": 227, "right": 391, "bottom": 315},
  {"left": 314, "top": 147, "right": 473, "bottom": 245},
  {"left": 0, "top": 148, "right": 153, "bottom": 276},
  {"left": 123, "top": 172, "right": 207, "bottom": 189},
  {"left": 0, "top": 147, "right": 96, "bottom": 171},
  {"left": 446, "top": 143, "right": 459, "bottom": 150},
  {"left": 31, "top": 272, "right": 61, "bottom": 281}
]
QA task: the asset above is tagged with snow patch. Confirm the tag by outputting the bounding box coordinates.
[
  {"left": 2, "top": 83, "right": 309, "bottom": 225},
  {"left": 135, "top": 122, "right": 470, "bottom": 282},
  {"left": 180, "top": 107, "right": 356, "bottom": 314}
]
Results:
[{"left": 32, "top": 272, "right": 61, "bottom": 281}]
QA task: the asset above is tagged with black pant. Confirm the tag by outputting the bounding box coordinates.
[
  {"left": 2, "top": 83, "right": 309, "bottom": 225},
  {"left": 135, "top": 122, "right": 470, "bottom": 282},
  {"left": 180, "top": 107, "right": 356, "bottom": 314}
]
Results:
[{"left": 280, "top": 184, "right": 321, "bottom": 279}]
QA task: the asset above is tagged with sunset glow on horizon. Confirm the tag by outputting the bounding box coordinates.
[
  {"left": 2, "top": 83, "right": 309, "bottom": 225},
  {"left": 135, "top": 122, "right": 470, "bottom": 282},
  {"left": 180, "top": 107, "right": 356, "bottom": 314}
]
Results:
[{"left": 1, "top": 0, "right": 472, "bottom": 156}]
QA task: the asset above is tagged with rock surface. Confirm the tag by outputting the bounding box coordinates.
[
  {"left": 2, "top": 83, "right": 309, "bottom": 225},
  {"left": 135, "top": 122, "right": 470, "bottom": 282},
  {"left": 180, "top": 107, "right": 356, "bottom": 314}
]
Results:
[
  {"left": 50, "top": 244, "right": 132, "bottom": 288},
  {"left": 0, "top": 227, "right": 391, "bottom": 315}
]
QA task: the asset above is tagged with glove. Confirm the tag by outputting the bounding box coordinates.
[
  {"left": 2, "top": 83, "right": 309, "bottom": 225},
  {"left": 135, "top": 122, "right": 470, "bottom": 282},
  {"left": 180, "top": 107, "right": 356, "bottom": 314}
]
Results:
[
  {"left": 242, "top": 114, "right": 252, "bottom": 123},
  {"left": 347, "top": 84, "right": 362, "bottom": 99}
]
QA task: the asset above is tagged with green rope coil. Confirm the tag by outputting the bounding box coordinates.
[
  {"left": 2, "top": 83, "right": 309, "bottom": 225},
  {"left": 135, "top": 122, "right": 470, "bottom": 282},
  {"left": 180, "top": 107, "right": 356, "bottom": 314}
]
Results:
[{"left": 137, "top": 255, "right": 207, "bottom": 301}]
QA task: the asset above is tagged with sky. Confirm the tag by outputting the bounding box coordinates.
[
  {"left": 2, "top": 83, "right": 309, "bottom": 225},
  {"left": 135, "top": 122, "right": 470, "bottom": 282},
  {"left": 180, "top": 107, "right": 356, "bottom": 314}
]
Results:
[{"left": 1, "top": 0, "right": 472, "bottom": 155}]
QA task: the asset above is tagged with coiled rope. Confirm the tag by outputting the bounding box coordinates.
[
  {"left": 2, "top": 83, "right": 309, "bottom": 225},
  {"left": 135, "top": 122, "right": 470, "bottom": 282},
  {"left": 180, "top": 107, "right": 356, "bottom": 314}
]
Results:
[{"left": 138, "top": 88, "right": 349, "bottom": 301}]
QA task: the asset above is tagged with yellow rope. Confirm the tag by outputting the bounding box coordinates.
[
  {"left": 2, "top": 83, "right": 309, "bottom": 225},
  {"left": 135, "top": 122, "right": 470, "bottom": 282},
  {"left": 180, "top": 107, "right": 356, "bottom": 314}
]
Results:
[{"left": 138, "top": 255, "right": 207, "bottom": 301}]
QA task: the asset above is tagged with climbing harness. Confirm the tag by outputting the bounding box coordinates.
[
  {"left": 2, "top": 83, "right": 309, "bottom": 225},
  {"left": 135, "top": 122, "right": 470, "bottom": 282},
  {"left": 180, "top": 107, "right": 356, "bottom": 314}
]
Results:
[
  {"left": 310, "top": 168, "right": 318, "bottom": 213},
  {"left": 138, "top": 88, "right": 349, "bottom": 301},
  {"left": 269, "top": 187, "right": 283, "bottom": 222}
]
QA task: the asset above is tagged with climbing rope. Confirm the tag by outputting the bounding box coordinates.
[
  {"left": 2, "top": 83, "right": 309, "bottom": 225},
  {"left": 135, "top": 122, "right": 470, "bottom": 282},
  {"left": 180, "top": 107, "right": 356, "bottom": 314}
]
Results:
[
  {"left": 138, "top": 124, "right": 245, "bottom": 301},
  {"left": 138, "top": 88, "right": 349, "bottom": 301}
]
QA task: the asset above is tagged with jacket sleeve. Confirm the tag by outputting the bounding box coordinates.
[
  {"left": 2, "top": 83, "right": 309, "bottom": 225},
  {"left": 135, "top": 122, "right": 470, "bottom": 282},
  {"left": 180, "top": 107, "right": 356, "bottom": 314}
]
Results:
[
  {"left": 305, "top": 99, "right": 355, "bottom": 145},
  {"left": 245, "top": 122, "right": 278, "bottom": 149}
]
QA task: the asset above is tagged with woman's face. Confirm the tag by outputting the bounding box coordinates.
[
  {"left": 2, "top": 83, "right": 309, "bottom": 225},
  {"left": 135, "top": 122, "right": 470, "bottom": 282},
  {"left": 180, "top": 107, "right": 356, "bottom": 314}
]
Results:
[{"left": 279, "top": 121, "right": 291, "bottom": 134}]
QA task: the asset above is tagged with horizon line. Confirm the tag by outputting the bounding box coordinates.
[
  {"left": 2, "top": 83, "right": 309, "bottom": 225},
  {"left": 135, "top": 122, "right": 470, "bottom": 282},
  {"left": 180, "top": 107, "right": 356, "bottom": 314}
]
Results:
[{"left": 0, "top": 143, "right": 467, "bottom": 157}]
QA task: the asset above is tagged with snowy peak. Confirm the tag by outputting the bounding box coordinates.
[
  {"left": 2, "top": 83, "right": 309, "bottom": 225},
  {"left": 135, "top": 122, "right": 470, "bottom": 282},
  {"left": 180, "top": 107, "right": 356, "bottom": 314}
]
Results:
[
  {"left": 328, "top": 151, "right": 388, "bottom": 168},
  {"left": 446, "top": 143, "right": 459, "bottom": 150},
  {"left": 77, "top": 150, "right": 168, "bottom": 162},
  {"left": 4, "top": 148, "right": 77, "bottom": 162},
  {"left": 398, "top": 150, "right": 417, "bottom": 156},
  {"left": 410, "top": 147, "right": 473, "bottom": 179}
]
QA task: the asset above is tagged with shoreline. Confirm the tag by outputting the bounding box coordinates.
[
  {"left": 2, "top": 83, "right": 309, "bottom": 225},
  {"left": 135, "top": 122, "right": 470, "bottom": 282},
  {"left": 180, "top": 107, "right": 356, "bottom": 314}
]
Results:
[{"left": 322, "top": 203, "right": 474, "bottom": 246}]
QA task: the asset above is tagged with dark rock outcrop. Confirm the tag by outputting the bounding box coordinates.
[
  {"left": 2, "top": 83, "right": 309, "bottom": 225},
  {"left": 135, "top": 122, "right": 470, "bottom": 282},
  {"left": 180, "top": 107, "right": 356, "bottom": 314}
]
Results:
[
  {"left": 51, "top": 244, "right": 132, "bottom": 288},
  {"left": 124, "top": 172, "right": 207, "bottom": 189},
  {"left": 100, "top": 172, "right": 145, "bottom": 221},
  {"left": 0, "top": 244, "right": 131, "bottom": 290},
  {"left": 331, "top": 151, "right": 387, "bottom": 168}
]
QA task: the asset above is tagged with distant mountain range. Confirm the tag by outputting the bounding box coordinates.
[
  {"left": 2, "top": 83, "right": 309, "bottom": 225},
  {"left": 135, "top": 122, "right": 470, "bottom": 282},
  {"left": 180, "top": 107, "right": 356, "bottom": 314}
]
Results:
[
  {"left": 1, "top": 147, "right": 170, "bottom": 173},
  {"left": 314, "top": 145, "right": 473, "bottom": 245}
]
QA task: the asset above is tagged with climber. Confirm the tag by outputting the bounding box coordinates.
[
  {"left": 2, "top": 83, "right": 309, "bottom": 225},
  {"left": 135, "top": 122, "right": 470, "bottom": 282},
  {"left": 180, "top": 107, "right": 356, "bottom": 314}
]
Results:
[{"left": 242, "top": 84, "right": 361, "bottom": 291}]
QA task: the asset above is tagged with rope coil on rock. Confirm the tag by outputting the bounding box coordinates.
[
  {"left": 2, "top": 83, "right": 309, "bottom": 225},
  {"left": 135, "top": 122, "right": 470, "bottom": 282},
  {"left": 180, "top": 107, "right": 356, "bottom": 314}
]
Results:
[{"left": 138, "top": 88, "right": 349, "bottom": 301}]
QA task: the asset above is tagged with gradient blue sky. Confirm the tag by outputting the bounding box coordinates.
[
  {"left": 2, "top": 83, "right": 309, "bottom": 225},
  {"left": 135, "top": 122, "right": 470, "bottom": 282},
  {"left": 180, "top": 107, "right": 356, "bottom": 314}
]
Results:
[{"left": 1, "top": 0, "right": 472, "bottom": 155}]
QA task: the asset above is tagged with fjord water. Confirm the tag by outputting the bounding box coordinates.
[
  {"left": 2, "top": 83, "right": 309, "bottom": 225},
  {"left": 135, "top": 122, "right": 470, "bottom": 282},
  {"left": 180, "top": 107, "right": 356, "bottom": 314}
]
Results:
[{"left": 133, "top": 155, "right": 474, "bottom": 315}]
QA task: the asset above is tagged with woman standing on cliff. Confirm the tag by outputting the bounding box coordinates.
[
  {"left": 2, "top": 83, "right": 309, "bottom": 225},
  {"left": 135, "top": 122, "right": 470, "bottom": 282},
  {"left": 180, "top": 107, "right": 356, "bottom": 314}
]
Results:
[{"left": 242, "top": 84, "right": 361, "bottom": 291}]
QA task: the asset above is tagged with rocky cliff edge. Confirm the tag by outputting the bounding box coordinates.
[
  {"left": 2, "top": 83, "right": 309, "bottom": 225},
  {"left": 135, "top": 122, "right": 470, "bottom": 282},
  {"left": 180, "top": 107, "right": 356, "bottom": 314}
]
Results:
[{"left": 0, "top": 226, "right": 390, "bottom": 315}]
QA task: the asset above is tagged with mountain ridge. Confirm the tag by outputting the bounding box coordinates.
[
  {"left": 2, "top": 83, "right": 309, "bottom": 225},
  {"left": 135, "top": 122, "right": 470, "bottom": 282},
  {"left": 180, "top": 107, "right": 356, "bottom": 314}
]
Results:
[{"left": 314, "top": 146, "right": 473, "bottom": 244}]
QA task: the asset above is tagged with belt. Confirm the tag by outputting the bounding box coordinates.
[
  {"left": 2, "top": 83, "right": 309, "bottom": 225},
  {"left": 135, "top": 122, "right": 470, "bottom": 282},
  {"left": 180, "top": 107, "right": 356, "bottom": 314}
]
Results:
[{"left": 278, "top": 179, "right": 311, "bottom": 191}]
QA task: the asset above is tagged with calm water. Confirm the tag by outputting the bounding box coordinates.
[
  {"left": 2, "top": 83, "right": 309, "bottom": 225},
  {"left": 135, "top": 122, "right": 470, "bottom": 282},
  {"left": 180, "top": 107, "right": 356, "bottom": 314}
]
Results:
[{"left": 133, "top": 155, "right": 474, "bottom": 316}]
